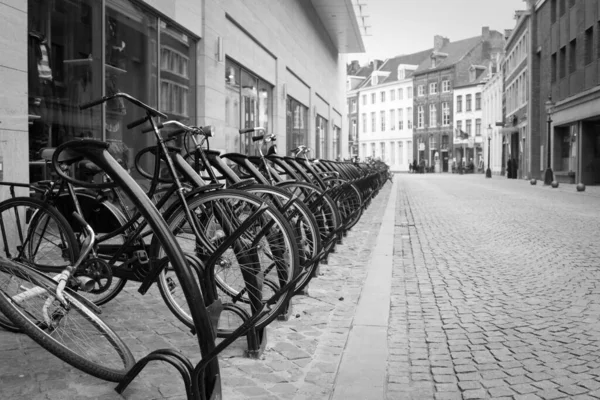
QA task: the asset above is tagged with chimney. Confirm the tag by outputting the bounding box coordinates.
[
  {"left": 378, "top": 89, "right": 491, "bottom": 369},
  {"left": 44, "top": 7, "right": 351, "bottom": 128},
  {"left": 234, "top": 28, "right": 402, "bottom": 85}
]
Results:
[
  {"left": 373, "top": 59, "right": 383, "bottom": 70},
  {"left": 434, "top": 35, "right": 449, "bottom": 51},
  {"left": 482, "top": 26, "right": 490, "bottom": 41}
]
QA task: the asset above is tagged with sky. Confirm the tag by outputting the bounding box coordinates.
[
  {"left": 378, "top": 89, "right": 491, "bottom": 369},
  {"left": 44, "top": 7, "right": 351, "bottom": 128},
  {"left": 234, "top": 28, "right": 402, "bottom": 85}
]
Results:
[{"left": 348, "top": 0, "right": 529, "bottom": 64}]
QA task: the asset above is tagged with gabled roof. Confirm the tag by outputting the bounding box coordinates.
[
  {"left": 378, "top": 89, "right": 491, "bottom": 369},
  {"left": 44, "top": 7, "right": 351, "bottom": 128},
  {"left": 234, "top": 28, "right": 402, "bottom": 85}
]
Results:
[
  {"left": 358, "top": 49, "right": 432, "bottom": 89},
  {"left": 354, "top": 65, "right": 374, "bottom": 77},
  {"left": 414, "top": 35, "right": 483, "bottom": 74},
  {"left": 454, "top": 60, "right": 492, "bottom": 88}
]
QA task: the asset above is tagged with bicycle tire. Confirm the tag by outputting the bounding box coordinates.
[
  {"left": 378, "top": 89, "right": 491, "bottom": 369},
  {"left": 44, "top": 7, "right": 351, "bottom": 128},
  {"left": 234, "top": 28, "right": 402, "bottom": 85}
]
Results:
[
  {"left": 0, "top": 257, "right": 135, "bottom": 381},
  {"left": 275, "top": 181, "right": 342, "bottom": 253},
  {"left": 0, "top": 197, "right": 79, "bottom": 331},
  {"left": 152, "top": 189, "right": 299, "bottom": 332},
  {"left": 241, "top": 184, "right": 321, "bottom": 294}
]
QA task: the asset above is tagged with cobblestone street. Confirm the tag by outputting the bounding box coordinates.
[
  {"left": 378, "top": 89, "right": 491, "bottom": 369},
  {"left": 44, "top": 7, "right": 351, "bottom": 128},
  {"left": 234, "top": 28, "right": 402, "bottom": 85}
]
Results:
[
  {"left": 2, "top": 174, "right": 600, "bottom": 399},
  {"left": 387, "top": 174, "right": 600, "bottom": 400}
]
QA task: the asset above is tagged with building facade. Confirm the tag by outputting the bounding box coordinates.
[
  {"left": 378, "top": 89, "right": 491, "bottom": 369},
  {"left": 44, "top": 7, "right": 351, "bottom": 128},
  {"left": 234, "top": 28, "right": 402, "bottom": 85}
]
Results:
[
  {"left": 346, "top": 60, "right": 373, "bottom": 158},
  {"left": 501, "top": 9, "right": 531, "bottom": 179},
  {"left": 412, "top": 29, "right": 505, "bottom": 172},
  {"left": 356, "top": 51, "right": 429, "bottom": 171},
  {"left": 0, "top": 0, "right": 366, "bottom": 197},
  {"left": 532, "top": 0, "right": 600, "bottom": 185},
  {"left": 482, "top": 65, "right": 505, "bottom": 175},
  {"left": 453, "top": 71, "right": 487, "bottom": 171}
]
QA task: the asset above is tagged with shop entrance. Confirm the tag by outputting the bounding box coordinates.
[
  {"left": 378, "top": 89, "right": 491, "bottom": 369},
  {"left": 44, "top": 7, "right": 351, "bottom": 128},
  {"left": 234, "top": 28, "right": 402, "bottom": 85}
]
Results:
[
  {"left": 580, "top": 121, "right": 600, "bottom": 185},
  {"left": 442, "top": 150, "right": 449, "bottom": 172}
]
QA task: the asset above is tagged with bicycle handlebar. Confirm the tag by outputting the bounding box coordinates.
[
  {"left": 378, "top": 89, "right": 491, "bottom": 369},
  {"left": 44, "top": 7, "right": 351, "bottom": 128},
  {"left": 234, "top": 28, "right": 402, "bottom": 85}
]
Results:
[
  {"left": 140, "top": 120, "right": 214, "bottom": 139},
  {"left": 79, "top": 92, "right": 168, "bottom": 119}
]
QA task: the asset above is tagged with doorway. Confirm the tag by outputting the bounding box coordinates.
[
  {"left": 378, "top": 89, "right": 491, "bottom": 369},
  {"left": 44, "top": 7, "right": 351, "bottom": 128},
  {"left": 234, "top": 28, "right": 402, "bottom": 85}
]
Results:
[{"left": 580, "top": 121, "right": 600, "bottom": 185}]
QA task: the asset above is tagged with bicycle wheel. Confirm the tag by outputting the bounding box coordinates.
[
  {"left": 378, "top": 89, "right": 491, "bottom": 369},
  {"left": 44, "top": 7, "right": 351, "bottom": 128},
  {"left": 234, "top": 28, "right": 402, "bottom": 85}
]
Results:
[
  {"left": 324, "top": 178, "right": 363, "bottom": 231},
  {"left": 242, "top": 184, "right": 321, "bottom": 294},
  {"left": 0, "top": 197, "right": 79, "bottom": 331},
  {"left": 0, "top": 257, "right": 135, "bottom": 381},
  {"left": 153, "top": 189, "right": 299, "bottom": 333},
  {"left": 276, "top": 181, "right": 342, "bottom": 253}
]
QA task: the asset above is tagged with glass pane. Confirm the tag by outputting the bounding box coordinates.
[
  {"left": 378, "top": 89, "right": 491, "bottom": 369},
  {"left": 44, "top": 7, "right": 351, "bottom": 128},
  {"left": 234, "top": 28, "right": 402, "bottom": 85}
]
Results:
[
  {"left": 286, "top": 97, "right": 308, "bottom": 153},
  {"left": 105, "top": 0, "right": 158, "bottom": 176},
  {"left": 28, "top": 0, "right": 103, "bottom": 182},
  {"left": 225, "top": 59, "right": 241, "bottom": 151},
  {"left": 240, "top": 70, "right": 257, "bottom": 154},
  {"left": 159, "top": 19, "right": 197, "bottom": 158}
]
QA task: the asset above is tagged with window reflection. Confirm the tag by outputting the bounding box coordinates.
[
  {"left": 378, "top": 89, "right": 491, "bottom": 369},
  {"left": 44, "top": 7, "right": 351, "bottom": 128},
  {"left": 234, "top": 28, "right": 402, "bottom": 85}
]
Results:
[{"left": 287, "top": 97, "right": 308, "bottom": 153}]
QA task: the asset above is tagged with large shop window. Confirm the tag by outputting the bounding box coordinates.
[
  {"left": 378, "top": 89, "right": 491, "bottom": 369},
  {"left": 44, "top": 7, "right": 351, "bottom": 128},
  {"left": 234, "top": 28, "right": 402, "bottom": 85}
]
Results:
[
  {"left": 225, "top": 59, "right": 272, "bottom": 155},
  {"left": 316, "top": 115, "right": 329, "bottom": 159},
  {"left": 27, "top": 0, "right": 197, "bottom": 182},
  {"left": 286, "top": 97, "right": 308, "bottom": 154}
]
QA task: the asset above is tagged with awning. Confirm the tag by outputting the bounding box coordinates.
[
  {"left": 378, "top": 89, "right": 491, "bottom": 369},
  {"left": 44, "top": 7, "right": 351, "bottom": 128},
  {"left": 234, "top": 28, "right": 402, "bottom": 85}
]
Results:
[{"left": 500, "top": 127, "right": 519, "bottom": 134}]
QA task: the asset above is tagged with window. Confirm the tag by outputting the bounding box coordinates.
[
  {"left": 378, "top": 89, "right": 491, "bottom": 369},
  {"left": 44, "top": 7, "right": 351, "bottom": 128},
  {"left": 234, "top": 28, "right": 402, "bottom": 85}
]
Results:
[
  {"left": 362, "top": 95, "right": 367, "bottom": 105},
  {"left": 466, "top": 119, "right": 472, "bottom": 135},
  {"left": 390, "top": 89, "right": 395, "bottom": 101},
  {"left": 559, "top": 46, "right": 566, "bottom": 78},
  {"left": 551, "top": 0, "right": 557, "bottom": 23},
  {"left": 391, "top": 142, "right": 395, "bottom": 164},
  {"left": 390, "top": 109, "right": 396, "bottom": 130},
  {"left": 380, "top": 142, "right": 386, "bottom": 161},
  {"left": 429, "top": 136, "right": 437, "bottom": 149},
  {"left": 429, "top": 104, "right": 437, "bottom": 127},
  {"left": 286, "top": 96, "right": 308, "bottom": 154},
  {"left": 475, "top": 93, "right": 481, "bottom": 110},
  {"left": 569, "top": 39, "right": 577, "bottom": 73},
  {"left": 442, "top": 135, "right": 449, "bottom": 149},
  {"left": 371, "top": 143, "right": 376, "bottom": 158},
  {"left": 456, "top": 120, "right": 462, "bottom": 133},
  {"left": 418, "top": 85, "right": 425, "bottom": 96},
  {"left": 457, "top": 96, "right": 463, "bottom": 112},
  {"left": 417, "top": 106, "right": 424, "bottom": 128},
  {"left": 398, "top": 109, "right": 404, "bottom": 130},
  {"left": 380, "top": 111, "right": 386, "bottom": 131},
  {"left": 371, "top": 93, "right": 376, "bottom": 104},
  {"left": 442, "top": 80, "right": 450, "bottom": 92},
  {"left": 429, "top": 82, "right": 438, "bottom": 94},
  {"left": 351, "top": 99, "right": 357, "bottom": 112},
  {"left": 26, "top": 0, "right": 199, "bottom": 181},
  {"left": 315, "top": 115, "right": 328, "bottom": 159},
  {"left": 362, "top": 113, "right": 367, "bottom": 133},
  {"left": 398, "top": 88, "right": 404, "bottom": 99},
  {"left": 361, "top": 143, "right": 366, "bottom": 158},
  {"left": 352, "top": 119, "right": 357, "bottom": 138},
  {"left": 407, "top": 87, "right": 413, "bottom": 99},
  {"left": 466, "top": 94, "right": 472, "bottom": 111},
  {"left": 398, "top": 142, "right": 404, "bottom": 164},
  {"left": 551, "top": 53, "right": 557, "bottom": 82},
  {"left": 371, "top": 112, "right": 376, "bottom": 132},
  {"left": 559, "top": 0, "right": 566, "bottom": 16},
  {"left": 569, "top": 0, "right": 576, "bottom": 6},
  {"left": 585, "top": 27, "right": 594, "bottom": 65},
  {"left": 475, "top": 119, "right": 481, "bottom": 136},
  {"left": 407, "top": 107, "right": 413, "bottom": 129},
  {"left": 407, "top": 141, "right": 412, "bottom": 161},
  {"left": 442, "top": 102, "right": 450, "bottom": 126},
  {"left": 381, "top": 91, "right": 386, "bottom": 102}
]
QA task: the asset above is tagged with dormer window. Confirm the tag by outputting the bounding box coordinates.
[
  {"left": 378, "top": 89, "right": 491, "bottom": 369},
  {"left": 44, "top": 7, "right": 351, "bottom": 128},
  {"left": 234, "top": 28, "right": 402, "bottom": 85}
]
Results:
[
  {"left": 398, "top": 67, "right": 405, "bottom": 80},
  {"left": 431, "top": 57, "right": 437, "bottom": 68},
  {"left": 372, "top": 75, "right": 378, "bottom": 86},
  {"left": 469, "top": 65, "right": 486, "bottom": 82}
]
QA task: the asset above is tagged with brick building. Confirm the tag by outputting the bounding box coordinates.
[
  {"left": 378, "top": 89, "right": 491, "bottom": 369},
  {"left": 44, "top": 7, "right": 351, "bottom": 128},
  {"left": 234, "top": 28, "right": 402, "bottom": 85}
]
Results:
[
  {"left": 532, "top": 0, "right": 600, "bottom": 185},
  {"left": 412, "top": 28, "right": 505, "bottom": 172},
  {"left": 502, "top": 8, "right": 531, "bottom": 179}
]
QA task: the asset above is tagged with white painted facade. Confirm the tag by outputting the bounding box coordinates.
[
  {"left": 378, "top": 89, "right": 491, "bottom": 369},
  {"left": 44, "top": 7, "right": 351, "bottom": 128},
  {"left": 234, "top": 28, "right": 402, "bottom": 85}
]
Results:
[
  {"left": 453, "top": 83, "right": 485, "bottom": 167},
  {"left": 482, "top": 69, "right": 505, "bottom": 175},
  {"left": 357, "top": 66, "right": 415, "bottom": 171}
]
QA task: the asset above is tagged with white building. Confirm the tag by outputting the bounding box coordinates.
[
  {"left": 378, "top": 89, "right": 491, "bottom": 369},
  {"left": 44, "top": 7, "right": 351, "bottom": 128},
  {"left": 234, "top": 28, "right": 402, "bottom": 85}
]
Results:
[
  {"left": 482, "top": 64, "right": 504, "bottom": 175},
  {"left": 356, "top": 51, "right": 430, "bottom": 171},
  {"left": 453, "top": 65, "right": 489, "bottom": 170}
]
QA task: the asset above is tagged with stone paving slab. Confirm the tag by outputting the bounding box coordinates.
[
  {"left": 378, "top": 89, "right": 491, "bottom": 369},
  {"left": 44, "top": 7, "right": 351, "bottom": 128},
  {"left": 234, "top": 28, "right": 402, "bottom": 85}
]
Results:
[{"left": 0, "top": 182, "right": 393, "bottom": 400}]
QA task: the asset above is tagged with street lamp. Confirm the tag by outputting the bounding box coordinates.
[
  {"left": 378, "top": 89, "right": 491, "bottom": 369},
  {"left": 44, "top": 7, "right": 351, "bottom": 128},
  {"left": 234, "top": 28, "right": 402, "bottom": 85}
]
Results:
[
  {"left": 486, "top": 125, "right": 492, "bottom": 178},
  {"left": 544, "top": 96, "right": 555, "bottom": 185}
]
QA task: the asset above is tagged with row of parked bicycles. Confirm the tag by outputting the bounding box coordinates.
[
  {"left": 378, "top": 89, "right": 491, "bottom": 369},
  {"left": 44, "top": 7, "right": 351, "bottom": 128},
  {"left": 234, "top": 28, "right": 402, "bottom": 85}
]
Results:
[{"left": 0, "top": 93, "right": 392, "bottom": 399}]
